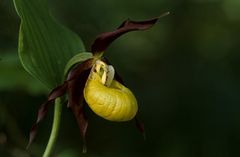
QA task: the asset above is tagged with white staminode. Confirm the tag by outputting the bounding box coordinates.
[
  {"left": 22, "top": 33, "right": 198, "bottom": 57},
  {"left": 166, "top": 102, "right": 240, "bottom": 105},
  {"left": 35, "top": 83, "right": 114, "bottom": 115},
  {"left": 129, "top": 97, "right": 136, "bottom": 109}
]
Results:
[
  {"left": 94, "top": 60, "right": 115, "bottom": 87},
  {"left": 105, "top": 65, "right": 115, "bottom": 87}
]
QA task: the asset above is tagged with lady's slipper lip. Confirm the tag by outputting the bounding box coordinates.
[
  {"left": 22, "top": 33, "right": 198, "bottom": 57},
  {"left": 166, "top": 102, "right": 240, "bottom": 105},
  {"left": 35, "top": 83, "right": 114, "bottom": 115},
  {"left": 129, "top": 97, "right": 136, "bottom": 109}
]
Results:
[{"left": 84, "top": 60, "right": 138, "bottom": 121}]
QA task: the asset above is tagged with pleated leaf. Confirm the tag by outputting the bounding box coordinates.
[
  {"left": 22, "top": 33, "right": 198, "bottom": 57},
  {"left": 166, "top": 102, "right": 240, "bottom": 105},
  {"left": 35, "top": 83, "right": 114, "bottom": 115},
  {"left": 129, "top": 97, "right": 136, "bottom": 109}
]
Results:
[{"left": 13, "top": 0, "right": 85, "bottom": 88}]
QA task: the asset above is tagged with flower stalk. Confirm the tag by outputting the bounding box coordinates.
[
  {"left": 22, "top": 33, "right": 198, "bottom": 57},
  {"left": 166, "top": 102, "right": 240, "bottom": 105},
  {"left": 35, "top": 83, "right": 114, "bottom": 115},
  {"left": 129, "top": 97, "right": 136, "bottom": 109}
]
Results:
[{"left": 43, "top": 98, "right": 62, "bottom": 157}]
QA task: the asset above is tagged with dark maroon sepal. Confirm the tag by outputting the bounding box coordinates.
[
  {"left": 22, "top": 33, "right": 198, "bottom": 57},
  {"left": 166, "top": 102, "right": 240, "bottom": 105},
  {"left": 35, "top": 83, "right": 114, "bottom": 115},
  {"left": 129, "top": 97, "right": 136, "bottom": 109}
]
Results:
[{"left": 91, "top": 13, "right": 169, "bottom": 54}]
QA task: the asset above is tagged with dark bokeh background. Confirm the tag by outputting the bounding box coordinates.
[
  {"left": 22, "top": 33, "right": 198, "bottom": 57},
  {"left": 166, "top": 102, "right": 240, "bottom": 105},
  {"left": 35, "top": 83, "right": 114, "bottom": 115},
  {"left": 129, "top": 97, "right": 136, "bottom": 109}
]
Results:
[{"left": 1, "top": 0, "right": 240, "bottom": 156}]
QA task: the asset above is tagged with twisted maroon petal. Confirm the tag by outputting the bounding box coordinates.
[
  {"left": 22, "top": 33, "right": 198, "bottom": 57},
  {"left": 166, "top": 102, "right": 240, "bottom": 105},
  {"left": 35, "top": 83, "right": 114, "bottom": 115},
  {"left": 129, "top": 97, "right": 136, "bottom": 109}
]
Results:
[
  {"left": 27, "top": 59, "right": 94, "bottom": 148},
  {"left": 102, "top": 57, "right": 146, "bottom": 137},
  {"left": 135, "top": 116, "right": 146, "bottom": 140},
  {"left": 27, "top": 83, "right": 67, "bottom": 149},
  {"left": 67, "top": 69, "right": 90, "bottom": 152}
]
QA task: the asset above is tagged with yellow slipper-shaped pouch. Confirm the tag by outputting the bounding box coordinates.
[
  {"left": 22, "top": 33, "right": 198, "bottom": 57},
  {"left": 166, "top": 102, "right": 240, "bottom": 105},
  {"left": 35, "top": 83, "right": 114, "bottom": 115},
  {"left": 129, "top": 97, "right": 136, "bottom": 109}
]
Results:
[{"left": 84, "top": 60, "right": 138, "bottom": 121}]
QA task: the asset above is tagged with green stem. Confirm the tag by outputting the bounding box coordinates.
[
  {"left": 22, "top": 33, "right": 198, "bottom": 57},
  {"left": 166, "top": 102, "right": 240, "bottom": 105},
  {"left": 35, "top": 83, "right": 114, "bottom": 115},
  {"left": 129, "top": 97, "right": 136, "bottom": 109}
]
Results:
[{"left": 43, "top": 98, "right": 62, "bottom": 157}]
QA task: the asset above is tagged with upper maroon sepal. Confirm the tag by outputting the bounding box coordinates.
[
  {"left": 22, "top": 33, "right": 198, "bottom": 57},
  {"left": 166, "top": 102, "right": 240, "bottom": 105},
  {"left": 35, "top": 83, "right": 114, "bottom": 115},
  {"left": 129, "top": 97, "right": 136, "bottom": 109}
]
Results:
[{"left": 91, "top": 13, "right": 169, "bottom": 54}]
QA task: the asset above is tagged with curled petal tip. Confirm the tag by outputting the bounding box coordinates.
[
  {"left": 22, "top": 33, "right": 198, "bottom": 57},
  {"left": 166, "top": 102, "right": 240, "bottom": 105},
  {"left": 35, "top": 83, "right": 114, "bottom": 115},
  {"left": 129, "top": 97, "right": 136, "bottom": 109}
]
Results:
[
  {"left": 135, "top": 116, "right": 146, "bottom": 139},
  {"left": 82, "top": 144, "right": 87, "bottom": 153},
  {"left": 159, "top": 11, "right": 170, "bottom": 18}
]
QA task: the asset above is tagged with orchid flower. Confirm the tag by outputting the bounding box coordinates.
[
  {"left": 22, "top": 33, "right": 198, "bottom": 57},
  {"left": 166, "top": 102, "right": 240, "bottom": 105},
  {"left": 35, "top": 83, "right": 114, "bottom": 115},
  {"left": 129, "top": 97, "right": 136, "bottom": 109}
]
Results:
[{"left": 27, "top": 12, "right": 169, "bottom": 152}]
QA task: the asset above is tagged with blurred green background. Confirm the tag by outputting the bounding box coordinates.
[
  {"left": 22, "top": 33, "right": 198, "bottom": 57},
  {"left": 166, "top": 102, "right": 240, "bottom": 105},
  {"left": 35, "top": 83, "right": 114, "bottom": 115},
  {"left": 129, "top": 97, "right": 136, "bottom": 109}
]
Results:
[{"left": 1, "top": 0, "right": 240, "bottom": 156}]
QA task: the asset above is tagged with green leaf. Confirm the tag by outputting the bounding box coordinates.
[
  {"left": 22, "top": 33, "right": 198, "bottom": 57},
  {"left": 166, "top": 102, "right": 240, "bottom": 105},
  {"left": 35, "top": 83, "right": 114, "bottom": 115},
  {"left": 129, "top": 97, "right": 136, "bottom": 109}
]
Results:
[
  {"left": 64, "top": 52, "right": 93, "bottom": 77},
  {"left": 13, "top": 0, "right": 85, "bottom": 89}
]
